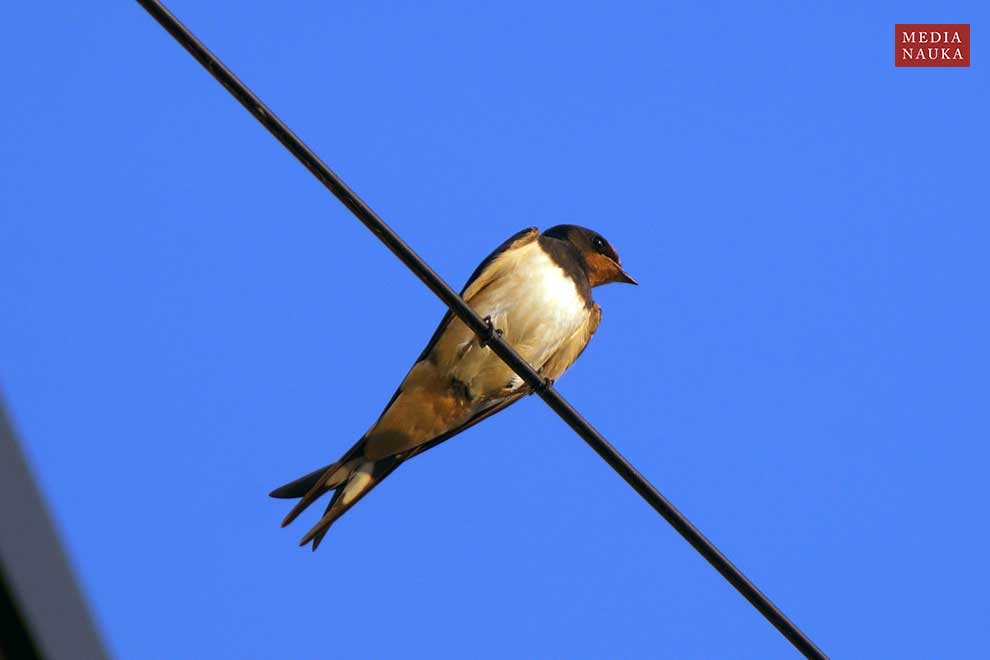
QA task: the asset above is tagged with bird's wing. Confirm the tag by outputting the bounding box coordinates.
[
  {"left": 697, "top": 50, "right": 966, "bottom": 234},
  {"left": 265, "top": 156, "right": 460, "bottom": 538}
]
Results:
[
  {"left": 539, "top": 303, "right": 602, "bottom": 382},
  {"left": 415, "top": 227, "right": 539, "bottom": 362},
  {"left": 408, "top": 302, "right": 601, "bottom": 462},
  {"left": 297, "top": 389, "right": 528, "bottom": 549},
  {"left": 360, "top": 227, "right": 540, "bottom": 462},
  {"left": 406, "top": 390, "right": 528, "bottom": 460},
  {"left": 381, "top": 302, "right": 599, "bottom": 466}
]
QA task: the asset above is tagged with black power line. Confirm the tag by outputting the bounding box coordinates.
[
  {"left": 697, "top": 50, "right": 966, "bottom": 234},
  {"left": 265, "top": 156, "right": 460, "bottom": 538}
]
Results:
[{"left": 134, "top": 2, "right": 828, "bottom": 657}]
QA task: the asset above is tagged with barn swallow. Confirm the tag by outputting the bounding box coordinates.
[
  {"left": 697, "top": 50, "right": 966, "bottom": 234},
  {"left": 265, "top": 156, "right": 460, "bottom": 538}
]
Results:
[{"left": 270, "top": 225, "right": 636, "bottom": 549}]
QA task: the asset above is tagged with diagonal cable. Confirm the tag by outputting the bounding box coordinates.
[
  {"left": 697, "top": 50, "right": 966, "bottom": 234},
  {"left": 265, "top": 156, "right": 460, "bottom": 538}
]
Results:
[{"left": 134, "top": 2, "right": 827, "bottom": 657}]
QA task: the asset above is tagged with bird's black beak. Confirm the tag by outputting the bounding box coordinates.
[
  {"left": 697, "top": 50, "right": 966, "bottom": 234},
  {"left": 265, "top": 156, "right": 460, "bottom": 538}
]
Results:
[{"left": 616, "top": 268, "right": 638, "bottom": 285}]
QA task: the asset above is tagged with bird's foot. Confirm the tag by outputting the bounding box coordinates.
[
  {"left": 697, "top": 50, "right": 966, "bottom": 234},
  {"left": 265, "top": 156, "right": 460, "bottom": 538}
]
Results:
[
  {"left": 479, "top": 315, "right": 503, "bottom": 347},
  {"left": 531, "top": 377, "right": 555, "bottom": 395}
]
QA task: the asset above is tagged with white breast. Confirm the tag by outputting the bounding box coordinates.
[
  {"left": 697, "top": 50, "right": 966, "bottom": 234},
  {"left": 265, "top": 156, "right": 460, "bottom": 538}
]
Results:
[{"left": 449, "top": 241, "right": 589, "bottom": 396}]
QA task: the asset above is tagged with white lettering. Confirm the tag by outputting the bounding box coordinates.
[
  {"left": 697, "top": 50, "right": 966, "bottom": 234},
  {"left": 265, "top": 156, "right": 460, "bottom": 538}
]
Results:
[
  {"left": 900, "top": 46, "right": 966, "bottom": 61},
  {"left": 905, "top": 30, "right": 965, "bottom": 46}
]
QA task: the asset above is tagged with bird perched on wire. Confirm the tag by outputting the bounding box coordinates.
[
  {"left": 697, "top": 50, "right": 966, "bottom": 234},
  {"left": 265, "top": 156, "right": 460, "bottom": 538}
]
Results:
[{"left": 270, "top": 225, "right": 636, "bottom": 549}]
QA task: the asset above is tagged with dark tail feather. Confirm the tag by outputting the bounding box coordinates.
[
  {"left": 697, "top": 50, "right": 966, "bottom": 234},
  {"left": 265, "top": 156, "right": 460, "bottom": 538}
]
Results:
[
  {"left": 299, "top": 457, "right": 404, "bottom": 551},
  {"left": 276, "top": 460, "right": 352, "bottom": 528},
  {"left": 272, "top": 441, "right": 405, "bottom": 550},
  {"left": 270, "top": 437, "right": 370, "bottom": 518},
  {"left": 301, "top": 488, "right": 345, "bottom": 551},
  {"left": 269, "top": 464, "right": 332, "bottom": 499}
]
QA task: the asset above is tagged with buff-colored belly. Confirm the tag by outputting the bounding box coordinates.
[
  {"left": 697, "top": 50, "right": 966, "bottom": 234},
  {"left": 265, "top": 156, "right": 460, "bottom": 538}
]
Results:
[
  {"left": 438, "top": 244, "right": 588, "bottom": 398},
  {"left": 363, "top": 241, "right": 588, "bottom": 460}
]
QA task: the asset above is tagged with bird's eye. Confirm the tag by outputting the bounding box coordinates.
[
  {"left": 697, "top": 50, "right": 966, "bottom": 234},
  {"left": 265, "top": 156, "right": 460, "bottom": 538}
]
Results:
[{"left": 592, "top": 235, "right": 606, "bottom": 253}]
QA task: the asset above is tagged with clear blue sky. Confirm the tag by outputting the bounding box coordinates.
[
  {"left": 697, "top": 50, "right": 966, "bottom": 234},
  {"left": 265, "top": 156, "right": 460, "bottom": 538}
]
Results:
[{"left": 2, "top": 2, "right": 987, "bottom": 658}]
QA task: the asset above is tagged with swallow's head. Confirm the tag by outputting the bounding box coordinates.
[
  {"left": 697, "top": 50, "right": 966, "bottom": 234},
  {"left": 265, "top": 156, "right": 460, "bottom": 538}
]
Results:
[{"left": 543, "top": 224, "right": 637, "bottom": 287}]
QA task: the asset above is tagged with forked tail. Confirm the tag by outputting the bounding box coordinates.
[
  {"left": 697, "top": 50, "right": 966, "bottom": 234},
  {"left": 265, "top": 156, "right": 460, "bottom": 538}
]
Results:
[{"left": 270, "top": 447, "right": 402, "bottom": 550}]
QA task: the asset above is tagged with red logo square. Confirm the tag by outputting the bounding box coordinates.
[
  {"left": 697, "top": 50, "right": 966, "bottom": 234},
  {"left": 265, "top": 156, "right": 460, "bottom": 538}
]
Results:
[{"left": 895, "top": 24, "right": 970, "bottom": 67}]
